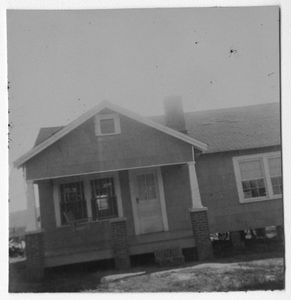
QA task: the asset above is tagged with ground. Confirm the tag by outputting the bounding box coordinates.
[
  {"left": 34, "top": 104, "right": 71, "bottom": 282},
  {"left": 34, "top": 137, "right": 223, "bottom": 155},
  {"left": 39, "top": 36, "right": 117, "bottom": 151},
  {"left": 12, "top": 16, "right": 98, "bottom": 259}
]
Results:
[{"left": 9, "top": 236, "right": 284, "bottom": 293}]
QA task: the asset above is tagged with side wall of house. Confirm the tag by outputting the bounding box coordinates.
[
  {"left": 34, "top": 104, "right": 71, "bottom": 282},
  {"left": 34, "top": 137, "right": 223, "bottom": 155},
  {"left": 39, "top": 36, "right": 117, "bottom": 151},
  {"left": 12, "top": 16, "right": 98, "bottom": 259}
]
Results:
[
  {"left": 26, "top": 112, "right": 193, "bottom": 180},
  {"left": 195, "top": 147, "right": 283, "bottom": 233}
]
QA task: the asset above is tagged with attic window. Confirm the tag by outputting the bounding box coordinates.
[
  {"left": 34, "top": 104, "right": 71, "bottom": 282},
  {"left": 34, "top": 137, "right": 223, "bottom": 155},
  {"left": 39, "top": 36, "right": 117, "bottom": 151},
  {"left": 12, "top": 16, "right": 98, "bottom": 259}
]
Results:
[{"left": 95, "top": 113, "right": 121, "bottom": 136}]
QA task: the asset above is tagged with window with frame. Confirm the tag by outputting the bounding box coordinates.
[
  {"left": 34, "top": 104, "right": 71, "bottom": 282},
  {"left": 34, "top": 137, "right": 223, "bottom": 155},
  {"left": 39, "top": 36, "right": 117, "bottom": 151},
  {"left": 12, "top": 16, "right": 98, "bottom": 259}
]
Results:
[
  {"left": 239, "top": 159, "right": 267, "bottom": 199},
  {"left": 233, "top": 152, "right": 282, "bottom": 203},
  {"left": 95, "top": 113, "right": 121, "bottom": 136},
  {"left": 59, "top": 181, "right": 87, "bottom": 225},
  {"left": 90, "top": 177, "right": 118, "bottom": 220}
]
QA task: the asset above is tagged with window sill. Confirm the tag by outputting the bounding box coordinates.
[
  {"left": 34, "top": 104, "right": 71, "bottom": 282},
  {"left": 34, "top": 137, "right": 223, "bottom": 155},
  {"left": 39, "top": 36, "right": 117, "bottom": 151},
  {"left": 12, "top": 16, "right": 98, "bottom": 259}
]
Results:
[
  {"left": 57, "top": 216, "right": 125, "bottom": 228},
  {"left": 239, "top": 195, "right": 282, "bottom": 204}
]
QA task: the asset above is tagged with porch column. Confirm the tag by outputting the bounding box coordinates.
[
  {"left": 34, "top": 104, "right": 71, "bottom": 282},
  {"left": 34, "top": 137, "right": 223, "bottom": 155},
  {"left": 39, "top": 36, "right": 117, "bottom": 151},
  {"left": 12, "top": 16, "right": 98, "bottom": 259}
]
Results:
[
  {"left": 25, "top": 181, "right": 45, "bottom": 279},
  {"left": 188, "top": 162, "right": 203, "bottom": 208},
  {"left": 188, "top": 162, "right": 213, "bottom": 260},
  {"left": 26, "top": 181, "right": 38, "bottom": 232}
]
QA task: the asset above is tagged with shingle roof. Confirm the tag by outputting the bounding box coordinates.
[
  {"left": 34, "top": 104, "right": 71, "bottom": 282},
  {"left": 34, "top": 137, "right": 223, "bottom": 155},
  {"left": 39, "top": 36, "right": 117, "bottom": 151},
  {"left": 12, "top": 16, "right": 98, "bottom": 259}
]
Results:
[
  {"left": 34, "top": 102, "right": 280, "bottom": 154},
  {"left": 34, "top": 126, "right": 64, "bottom": 147},
  {"left": 150, "top": 102, "right": 280, "bottom": 153}
]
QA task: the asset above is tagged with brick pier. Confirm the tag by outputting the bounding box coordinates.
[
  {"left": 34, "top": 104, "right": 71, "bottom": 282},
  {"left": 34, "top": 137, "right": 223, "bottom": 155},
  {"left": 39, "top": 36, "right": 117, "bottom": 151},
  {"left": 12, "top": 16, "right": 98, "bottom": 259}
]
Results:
[
  {"left": 110, "top": 218, "right": 131, "bottom": 269},
  {"left": 190, "top": 207, "right": 213, "bottom": 261},
  {"left": 25, "top": 230, "right": 45, "bottom": 280}
]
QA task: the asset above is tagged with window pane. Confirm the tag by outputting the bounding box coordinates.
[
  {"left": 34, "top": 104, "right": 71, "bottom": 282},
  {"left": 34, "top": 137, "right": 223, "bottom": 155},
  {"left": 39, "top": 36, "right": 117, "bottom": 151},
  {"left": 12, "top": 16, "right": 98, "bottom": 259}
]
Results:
[
  {"left": 242, "top": 179, "right": 266, "bottom": 199},
  {"left": 250, "top": 180, "right": 257, "bottom": 188},
  {"left": 271, "top": 177, "right": 279, "bottom": 185},
  {"left": 239, "top": 160, "right": 263, "bottom": 180},
  {"left": 136, "top": 173, "right": 156, "bottom": 200},
  {"left": 90, "top": 177, "right": 117, "bottom": 220},
  {"left": 272, "top": 186, "right": 281, "bottom": 195},
  {"left": 268, "top": 157, "right": 281, "bottom": 176},
  {"left": 258, "top": 187, "right": 266, "bottom": 196},
  {"left": 97, "top": 198, "right": 109, "bottom": 210},
  {"left": 251, "top": 189, "right": 259, "bottom": 198},
  {"left": 257, "top": 179, "right": 265, "bottom": 188},
  {"left": 242, "top": 181, "right": 250, "bottom": 189},
  {"left": 138, "top": 187, "right": 148, "bottom": 200},
  {"left": 100, "top": 119, "right": 115, "bottom": 134},
  {"left": 243, "top": 190, "right": 252, "bottom": 198},
  {"left": 60, "top": 181, "right": 87, "bottom": 225},
  {"left": 270, "top": 175, "right": 282, "bottom": 195}
]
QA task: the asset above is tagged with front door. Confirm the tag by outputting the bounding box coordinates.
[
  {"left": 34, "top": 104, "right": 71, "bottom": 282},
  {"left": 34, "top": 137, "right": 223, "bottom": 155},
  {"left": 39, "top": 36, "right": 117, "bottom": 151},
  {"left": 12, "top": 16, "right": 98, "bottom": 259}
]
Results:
[{"left": 131, "top": 168, "right": 164, "bottom": 234}]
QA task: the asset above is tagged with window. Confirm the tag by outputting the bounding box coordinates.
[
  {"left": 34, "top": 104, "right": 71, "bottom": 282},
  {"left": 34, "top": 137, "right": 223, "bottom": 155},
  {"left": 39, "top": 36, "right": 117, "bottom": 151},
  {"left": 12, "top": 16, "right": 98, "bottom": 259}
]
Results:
[
  {"left": 239, "top": 160, "right": 266, "bottom": 199},
  {"left": 59, "top": 181, "right": 87, "bottom": 225},
  {"left": 100, "top": 119, "right": 115, "bottom": 134},
  {"left": 233, "top": 152, "right": 282, "bottom": 203},
  {"left": 54, "top": 173, "right": 123, "bottom": 227},
  {"left": 90, "top": 177, "right": 118, "bottom": 220},
  {"left": 268, "top": 157, "right": 282, "bottom": 195},
  {"left": 95, "top": 113, "right": 121, "bottom": 136},
  {"left": 136, "top": 174, "right": 157, "bottom": 200}
]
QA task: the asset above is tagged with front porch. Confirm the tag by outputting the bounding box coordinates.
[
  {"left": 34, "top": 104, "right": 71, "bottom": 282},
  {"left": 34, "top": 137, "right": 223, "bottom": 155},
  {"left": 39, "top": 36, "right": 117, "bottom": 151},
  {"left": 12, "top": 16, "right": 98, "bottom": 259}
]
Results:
[{"left": 24, "top": 162, "right": 213, "bottom": 279}]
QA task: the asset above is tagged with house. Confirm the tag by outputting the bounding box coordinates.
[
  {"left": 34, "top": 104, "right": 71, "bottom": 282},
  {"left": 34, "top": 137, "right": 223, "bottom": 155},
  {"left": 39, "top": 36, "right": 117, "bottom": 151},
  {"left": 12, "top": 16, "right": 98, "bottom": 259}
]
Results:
[{"left": 13, "top": 97, "right": 282, "bottom": 279}]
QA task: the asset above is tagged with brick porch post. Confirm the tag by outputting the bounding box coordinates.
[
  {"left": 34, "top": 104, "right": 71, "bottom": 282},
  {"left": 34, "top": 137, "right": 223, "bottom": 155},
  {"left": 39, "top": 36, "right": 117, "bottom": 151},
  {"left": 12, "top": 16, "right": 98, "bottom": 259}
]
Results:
[
  {"left": 25, "top": 230, "right": 45, "bottom": 280},
  {"left": 110, "top": 218, "right": 131, "bottom": 269},
  {"left": 190, "top": 207, "right": 213, "bottom": 261}
]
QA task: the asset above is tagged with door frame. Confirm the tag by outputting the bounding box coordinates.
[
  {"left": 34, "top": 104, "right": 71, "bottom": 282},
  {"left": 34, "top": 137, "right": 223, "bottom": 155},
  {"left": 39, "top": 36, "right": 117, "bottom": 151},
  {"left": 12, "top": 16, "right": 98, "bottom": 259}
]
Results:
[{"left": 129, "top": 166, "right": 169, "bottom": 235}]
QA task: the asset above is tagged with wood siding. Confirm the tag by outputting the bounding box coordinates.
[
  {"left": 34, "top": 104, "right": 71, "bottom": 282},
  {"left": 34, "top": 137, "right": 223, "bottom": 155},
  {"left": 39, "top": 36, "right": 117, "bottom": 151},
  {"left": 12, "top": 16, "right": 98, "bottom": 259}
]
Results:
[
  {"left": 195, "top": 146, "right": 283, "bottom": 233},
  {"left": 26, "top": 112, "right": 193, "bottom": 180}
]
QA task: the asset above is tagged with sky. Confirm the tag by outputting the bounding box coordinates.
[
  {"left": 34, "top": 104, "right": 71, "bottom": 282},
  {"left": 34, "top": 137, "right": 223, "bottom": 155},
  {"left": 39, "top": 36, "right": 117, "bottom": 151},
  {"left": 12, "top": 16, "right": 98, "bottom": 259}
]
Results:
[{"left": 7, "top": 6, "right": 280, "bottom": 212}]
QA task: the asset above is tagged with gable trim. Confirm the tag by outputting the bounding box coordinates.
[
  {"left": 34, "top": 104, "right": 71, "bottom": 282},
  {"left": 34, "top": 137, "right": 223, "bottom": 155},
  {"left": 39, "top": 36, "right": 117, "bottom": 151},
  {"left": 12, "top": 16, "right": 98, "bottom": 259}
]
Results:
[{"left": 14, "top": 100, "right": 208, "bottom": 168}]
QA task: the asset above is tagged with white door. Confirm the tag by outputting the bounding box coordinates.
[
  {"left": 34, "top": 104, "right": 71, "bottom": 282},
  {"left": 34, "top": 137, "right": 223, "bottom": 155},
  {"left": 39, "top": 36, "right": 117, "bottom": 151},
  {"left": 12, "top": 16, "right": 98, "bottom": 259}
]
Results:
[{"left": 131, "top": 169, "right": 164, "bottom": 234}]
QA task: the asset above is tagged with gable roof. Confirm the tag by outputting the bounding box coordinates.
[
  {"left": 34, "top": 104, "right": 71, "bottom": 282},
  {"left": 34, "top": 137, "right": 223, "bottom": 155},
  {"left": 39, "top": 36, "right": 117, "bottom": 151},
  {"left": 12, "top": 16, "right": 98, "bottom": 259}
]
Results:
[
  {"left": 13, "top": 100, "right": 208, "bottom": 169},
  {"left": 150, "top": 102, "right": 280, "bottom": 153}
]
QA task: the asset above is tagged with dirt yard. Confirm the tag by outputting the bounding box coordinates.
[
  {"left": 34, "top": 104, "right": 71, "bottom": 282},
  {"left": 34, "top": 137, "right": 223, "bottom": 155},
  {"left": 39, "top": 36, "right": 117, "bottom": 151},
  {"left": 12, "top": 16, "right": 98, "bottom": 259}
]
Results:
[
  {"left": 86, "top": 257, "right": 284, "bottom": 292},
  {"left": 9, "top": 249, "right": 284, "bottom": 292},
  {"left": 9, "top": 232, "right": 285, "bottom": 292}
]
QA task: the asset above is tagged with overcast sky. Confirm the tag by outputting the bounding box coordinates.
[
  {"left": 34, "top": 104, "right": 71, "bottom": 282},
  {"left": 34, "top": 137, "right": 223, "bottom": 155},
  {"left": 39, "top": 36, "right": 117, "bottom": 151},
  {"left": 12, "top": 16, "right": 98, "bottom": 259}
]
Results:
[{"left": 8, "top": 6, "right": 280, "bottom": 212}]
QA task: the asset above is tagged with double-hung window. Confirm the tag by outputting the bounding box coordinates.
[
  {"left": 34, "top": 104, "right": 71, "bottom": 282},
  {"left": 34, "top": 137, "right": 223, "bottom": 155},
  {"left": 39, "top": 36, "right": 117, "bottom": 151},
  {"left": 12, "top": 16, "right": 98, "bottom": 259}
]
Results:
[
  {"left": 54, "top": 173, "right": 123, "bottom": 227},
  {"left": 233, "top": 152, "right": 282, "bottom": 203},
  {"left": 90, "top": 177, "right": 118, "bottom": 220},
  {"left": 59, "top": 181, "right": 87, "bottom": 225}
]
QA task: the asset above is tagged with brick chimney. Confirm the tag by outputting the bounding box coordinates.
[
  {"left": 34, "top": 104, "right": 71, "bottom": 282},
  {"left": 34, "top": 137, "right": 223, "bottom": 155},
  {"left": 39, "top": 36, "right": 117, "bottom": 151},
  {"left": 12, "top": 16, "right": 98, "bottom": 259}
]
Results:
[{"left": 163, "top": 96, "right": 187, "bottom": 133}]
